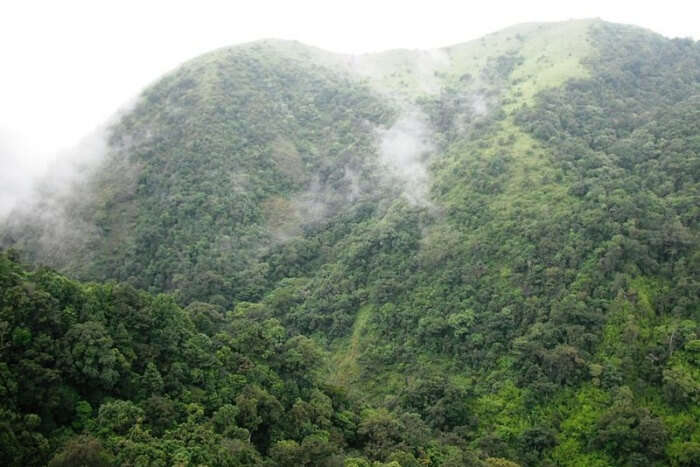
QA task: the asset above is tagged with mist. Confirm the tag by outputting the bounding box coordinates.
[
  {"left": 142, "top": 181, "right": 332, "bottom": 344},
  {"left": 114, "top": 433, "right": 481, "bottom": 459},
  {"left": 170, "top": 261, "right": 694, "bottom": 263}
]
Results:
[
  {"left": 271, "top": 102, "right": 439, "bottom": 244},
  {"left": 0, "top": 126, "right": 110, "bottom": 261},
  {"left": 0, "top": 130, "right": 50, "bottom": 219},
  {"left": 377, "top": 108, "right": 436, "bottom": 207},
  {"left": 0, "top": 102, "right": 142, "bottom": 277}
]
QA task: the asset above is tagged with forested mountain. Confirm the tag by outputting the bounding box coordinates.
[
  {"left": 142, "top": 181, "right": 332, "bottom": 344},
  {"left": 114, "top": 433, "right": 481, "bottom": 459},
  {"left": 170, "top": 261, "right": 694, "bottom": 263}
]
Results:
[{"left": 1, "top": 19, "right": 698, "bottom": 466}]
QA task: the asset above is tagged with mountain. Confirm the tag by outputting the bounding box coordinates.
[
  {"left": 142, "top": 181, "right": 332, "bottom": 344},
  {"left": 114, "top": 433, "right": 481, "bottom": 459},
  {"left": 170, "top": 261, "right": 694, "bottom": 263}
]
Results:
[{"left": 1, "top": 19, "right": 699, "bottom": 466}]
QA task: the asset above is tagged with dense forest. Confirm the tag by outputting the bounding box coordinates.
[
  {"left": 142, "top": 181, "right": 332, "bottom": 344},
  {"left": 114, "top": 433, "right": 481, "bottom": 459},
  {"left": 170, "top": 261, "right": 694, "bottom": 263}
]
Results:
[
  {"left": 1, "top": 20, "right": 698, "bottom": 466},
  {"left": 0, "top": 250, "right": 488, "bottom": 465}
]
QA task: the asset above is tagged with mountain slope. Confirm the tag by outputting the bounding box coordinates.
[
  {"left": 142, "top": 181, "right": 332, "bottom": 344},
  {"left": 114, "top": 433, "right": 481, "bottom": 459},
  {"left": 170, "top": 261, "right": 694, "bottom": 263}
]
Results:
[
  {"left": 4, "top": 20, "right": 601, "bottom": 306},
  {"left": 6, "top": 41, "right": 396, "bottom": 305},
  {"left": 2, "top": 19, "right": 699, "bottom": 466}
]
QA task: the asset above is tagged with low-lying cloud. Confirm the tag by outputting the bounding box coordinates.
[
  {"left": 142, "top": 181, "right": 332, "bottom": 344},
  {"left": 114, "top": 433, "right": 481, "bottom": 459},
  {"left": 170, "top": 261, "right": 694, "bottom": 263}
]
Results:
[
  {"left": 0, "top": 125, "right": 112, "bottom": 267},
  {"left": 377, "top": 106, "right": 435, "bottom": 207},
  {"left": 0, "top": 129, "right": 53, "bottom": 220}
]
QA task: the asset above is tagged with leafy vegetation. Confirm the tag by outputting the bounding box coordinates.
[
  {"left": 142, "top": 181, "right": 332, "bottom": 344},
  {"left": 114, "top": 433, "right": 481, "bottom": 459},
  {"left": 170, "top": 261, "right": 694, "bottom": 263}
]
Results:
[
  {"left": 0, "top": 250, "right": 490, "bottom": 465},
  {"left": 1, "top": 20, "right": 698, "bottom": 466}
]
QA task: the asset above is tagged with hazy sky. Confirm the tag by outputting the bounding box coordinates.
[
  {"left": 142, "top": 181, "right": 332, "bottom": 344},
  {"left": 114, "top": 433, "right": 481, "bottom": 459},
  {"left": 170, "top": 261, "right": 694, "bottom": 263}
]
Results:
[{"left": 0, "top": 0, "right": 698, "bottom": 173}]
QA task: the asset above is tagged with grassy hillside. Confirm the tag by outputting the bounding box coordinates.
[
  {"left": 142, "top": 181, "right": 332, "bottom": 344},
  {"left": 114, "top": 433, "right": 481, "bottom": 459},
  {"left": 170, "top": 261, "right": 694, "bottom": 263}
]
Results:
[{"left": 2, "top": 19, "right": 699, "bottom": 466}]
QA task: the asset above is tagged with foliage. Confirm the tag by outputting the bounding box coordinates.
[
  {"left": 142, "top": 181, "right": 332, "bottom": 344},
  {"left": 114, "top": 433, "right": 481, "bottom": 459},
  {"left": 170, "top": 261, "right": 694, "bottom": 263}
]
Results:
[{"left": 1, "top": 20, "right": 699, "bottom": 466}]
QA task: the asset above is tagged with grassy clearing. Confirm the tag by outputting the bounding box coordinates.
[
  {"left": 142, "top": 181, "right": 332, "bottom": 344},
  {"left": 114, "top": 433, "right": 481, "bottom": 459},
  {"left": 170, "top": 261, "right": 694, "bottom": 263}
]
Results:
[{"left": 326, "top": 305, "right": 372, "bottom": 390}]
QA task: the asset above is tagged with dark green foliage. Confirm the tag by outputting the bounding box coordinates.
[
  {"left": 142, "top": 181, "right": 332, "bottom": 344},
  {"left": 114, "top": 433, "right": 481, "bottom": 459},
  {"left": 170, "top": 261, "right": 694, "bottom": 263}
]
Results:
[{"left": 0, "top": 252, "right": 479, "bottom": 465}]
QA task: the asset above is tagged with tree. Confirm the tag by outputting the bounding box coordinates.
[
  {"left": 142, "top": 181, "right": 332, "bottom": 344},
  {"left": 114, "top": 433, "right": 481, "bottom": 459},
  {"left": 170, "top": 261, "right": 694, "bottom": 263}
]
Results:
[
  {"left": 61, "top": 321, "right": 124, "bottom": 389},
  {"left": 48, "top": 435, "right": 113, "bottom": 467}
]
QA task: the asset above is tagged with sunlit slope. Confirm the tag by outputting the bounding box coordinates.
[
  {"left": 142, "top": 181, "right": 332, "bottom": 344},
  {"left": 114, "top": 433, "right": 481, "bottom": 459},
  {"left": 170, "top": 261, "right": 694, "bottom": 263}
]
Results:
[
  {"left": 343, "top": 18, "right": 596, "bottom": 102},
  {"left": 324, "top": 21, "right": 699, "bottom": 466}
]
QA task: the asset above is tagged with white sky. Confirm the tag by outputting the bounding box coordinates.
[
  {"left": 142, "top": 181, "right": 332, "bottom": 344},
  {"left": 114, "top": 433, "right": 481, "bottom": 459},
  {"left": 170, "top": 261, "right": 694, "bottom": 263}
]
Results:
[{"left": 0, "top": 0, "right": 698, "bottom": 175}]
